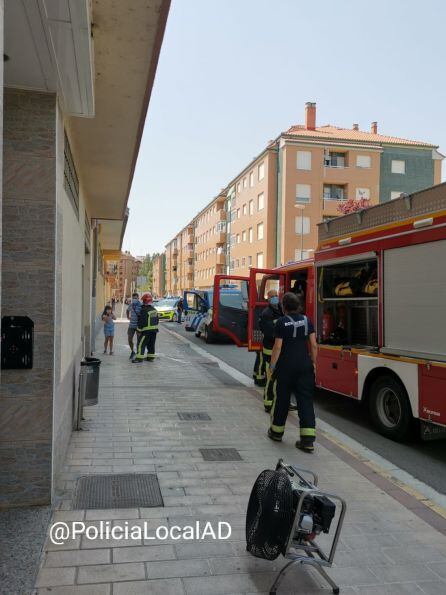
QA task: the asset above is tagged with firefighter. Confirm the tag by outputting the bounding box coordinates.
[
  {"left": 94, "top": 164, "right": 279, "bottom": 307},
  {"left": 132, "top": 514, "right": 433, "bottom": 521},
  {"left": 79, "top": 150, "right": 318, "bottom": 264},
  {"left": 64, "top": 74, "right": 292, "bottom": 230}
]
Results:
[
  {"left": 259, "top": 289, "right": 283, "bottom": 412},
  {"left": 267, "top": 292, "right": 317, "bottom": 452},
  {"left": 133, "top": 293, "right": 159, "bottom": 363}
]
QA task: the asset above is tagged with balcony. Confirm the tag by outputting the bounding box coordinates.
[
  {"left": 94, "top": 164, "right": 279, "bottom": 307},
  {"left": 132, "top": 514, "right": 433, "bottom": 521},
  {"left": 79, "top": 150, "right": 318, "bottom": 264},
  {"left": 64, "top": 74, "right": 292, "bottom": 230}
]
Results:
[
  {"left": 217, "top": 209, "right": 227, "bottom": 221},
  {"left": 172, "top": 248, "right": 178, "bottom": 257},
  {"left": 215, "top": 231, "right": 226, "bottom": 245},
  {"left": 186, "top": 263, "right": 194, "bottom": 275},
  {"left": 216, "top": 252, "right": 226, "bottom": 266},
  {"left": 323, "top": 197, "right": 346, "bottom": 217}
]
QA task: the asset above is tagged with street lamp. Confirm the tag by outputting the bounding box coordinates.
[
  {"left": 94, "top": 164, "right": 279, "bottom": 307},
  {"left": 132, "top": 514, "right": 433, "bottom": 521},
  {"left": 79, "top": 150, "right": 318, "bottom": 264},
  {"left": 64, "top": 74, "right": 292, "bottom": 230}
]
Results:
[{"left": 294, "top": 203, "right": 305, "bottom": 260}]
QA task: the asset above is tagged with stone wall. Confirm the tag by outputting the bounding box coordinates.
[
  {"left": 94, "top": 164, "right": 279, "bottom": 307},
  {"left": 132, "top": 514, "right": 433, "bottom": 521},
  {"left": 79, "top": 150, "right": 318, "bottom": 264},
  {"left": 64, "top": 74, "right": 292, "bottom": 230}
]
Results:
[{"left": 0, "top": 88, "right": 57, "bottom": 507}]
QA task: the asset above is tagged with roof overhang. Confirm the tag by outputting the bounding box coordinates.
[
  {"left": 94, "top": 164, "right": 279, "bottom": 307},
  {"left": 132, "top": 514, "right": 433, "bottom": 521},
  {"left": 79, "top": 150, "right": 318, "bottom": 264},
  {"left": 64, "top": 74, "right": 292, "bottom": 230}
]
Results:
[
  {"left": 5, "top": 0, "right": 94, "bottom": 116},
  {"left": 5, "top": 0, "right": 170, "bottom": 231},
  {"left": 98, "top": 208, "right": 129, "bottom": 251}
]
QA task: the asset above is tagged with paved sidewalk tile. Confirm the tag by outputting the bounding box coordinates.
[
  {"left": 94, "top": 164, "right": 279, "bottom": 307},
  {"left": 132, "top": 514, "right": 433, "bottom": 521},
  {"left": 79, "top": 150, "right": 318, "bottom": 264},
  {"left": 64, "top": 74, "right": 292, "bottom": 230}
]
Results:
[{"left": 34, "top": 324, "right": 446, "bottom": 593}]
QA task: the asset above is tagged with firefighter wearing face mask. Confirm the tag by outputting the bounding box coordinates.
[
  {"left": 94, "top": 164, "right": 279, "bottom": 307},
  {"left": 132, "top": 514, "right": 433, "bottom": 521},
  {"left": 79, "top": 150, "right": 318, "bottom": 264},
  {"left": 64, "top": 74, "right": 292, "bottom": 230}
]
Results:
[{"left": 256, "top": 289, "right": 283, "bottom": 411}]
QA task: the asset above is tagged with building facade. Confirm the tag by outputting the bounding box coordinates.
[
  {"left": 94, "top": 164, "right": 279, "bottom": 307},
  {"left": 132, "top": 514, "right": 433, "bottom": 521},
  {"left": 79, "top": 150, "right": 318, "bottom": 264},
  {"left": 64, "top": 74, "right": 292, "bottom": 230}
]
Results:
[
  {"left": 0, "top": 0, "right": 170, "bottom": 508},
  {"left": 193, "top": 192, "right": 227, "bottom": 290},
  {"left": 163, "top": 102, "right": 442, "bottom": 285},
  {"left": 152, "top": 253, "right": 166, "bottom": 297},
  {"left": 117, "top": 251, "right": 141, "bottom": 299}
]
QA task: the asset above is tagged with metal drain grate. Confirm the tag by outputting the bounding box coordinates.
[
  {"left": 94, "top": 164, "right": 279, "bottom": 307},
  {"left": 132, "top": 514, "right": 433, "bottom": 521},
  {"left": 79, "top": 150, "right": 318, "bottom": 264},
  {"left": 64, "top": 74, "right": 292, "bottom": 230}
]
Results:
[
  {"left": 199, "top": 448, "right": 242, "bottom": 461},
  {"left": 177, "top": 412, "right": 211, "bottom": 421},
  {"left": 73, "top": 474, "right": 163, "bottom": 509}
]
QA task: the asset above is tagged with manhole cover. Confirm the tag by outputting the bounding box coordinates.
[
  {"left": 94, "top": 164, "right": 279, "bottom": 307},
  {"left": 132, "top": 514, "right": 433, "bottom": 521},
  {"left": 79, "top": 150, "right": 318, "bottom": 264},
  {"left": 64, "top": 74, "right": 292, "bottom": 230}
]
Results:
[
  {"left": 73, "top": 474, "right": 163, "bottom": 509},
  {"left": 177, "top": 412, "right": 211, "bottom": 421},
  {"left": 199, "top": 448, "right": 242, "bottom": 461}
]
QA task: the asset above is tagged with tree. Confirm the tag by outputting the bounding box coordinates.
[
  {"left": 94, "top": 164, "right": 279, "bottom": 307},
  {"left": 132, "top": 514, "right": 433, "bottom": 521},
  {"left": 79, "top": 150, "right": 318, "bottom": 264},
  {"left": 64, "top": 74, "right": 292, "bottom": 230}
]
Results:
[
  {"left": 337, "top": 197, "right": 371, "bottom": 215},
  {"left": 137, "top": 253, "right": 160, "bottom": 291}
]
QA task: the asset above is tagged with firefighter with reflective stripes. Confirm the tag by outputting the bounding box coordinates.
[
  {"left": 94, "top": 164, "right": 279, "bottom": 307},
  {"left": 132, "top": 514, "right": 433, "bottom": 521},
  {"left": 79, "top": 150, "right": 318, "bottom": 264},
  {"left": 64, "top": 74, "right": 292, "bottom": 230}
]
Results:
[
  {"left": 267, "top": 292, "right": 317, "bottom": 452},
  {"left": 133, "top": 293, "right": 159, "bottom": 363},
  {"left": 258, "top": 289, "right": 283, "bottom": 411}
]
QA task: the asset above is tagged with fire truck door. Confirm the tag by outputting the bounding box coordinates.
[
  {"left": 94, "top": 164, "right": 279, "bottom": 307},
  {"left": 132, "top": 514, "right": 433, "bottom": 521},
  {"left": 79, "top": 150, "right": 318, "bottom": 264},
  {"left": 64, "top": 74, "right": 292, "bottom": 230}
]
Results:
[
  {"left": 212, "top": 275, "right": 249, "bottom": 347},
  {"left": 248, "top": 269, "right": 286, "bottom": 351}
]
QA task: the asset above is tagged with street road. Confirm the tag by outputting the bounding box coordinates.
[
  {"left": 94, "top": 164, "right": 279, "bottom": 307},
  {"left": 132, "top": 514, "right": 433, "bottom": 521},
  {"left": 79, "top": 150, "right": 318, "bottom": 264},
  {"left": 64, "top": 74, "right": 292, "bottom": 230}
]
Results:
[{"left": 166, "top": 322, "right": 446, "bottom": 496}]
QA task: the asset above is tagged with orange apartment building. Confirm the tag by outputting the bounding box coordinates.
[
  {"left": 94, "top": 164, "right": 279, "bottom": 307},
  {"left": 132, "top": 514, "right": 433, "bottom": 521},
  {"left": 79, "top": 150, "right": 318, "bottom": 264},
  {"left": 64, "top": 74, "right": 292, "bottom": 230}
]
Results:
[
  {"left": 163, "top": 102, "right": 442, "bottom": 286},
  {"left": 151, "top": 253, "right": 165, "bottom": 297},
  {"left": 118, "top": 251, "right": 141, "bottom": 298},
  {"left": 193, "top": 191, "right": 227, "bottom": 290},
  {"left": 165, "top": 221, "right": 194, "bottom": 295}
]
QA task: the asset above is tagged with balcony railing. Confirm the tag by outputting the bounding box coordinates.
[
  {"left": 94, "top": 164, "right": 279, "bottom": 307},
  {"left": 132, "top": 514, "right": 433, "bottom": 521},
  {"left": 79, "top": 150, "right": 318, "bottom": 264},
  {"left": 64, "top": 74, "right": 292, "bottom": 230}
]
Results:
[{"left": 323, "top": 195, "right": 347, "bottom": 201}]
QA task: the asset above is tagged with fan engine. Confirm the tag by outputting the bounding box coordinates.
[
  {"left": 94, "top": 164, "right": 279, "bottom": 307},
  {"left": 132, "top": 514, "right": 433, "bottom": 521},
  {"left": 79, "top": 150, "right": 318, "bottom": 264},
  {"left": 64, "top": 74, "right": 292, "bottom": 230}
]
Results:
[{"left": 246, "top": 459, "right": 346, "bottom": 594}]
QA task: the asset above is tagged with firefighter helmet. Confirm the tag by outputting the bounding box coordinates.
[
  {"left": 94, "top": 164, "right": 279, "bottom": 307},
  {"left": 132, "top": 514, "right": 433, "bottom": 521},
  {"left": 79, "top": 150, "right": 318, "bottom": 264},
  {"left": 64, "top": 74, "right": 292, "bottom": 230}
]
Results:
[{"left": 141, "top": 293, "right": 153, "bottom": 304}]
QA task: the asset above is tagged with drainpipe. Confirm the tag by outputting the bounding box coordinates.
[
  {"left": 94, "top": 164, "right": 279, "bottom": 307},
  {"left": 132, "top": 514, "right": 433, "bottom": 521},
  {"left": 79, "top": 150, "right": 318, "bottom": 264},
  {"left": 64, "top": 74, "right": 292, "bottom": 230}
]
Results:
[{"left": 91, "top": 220, "right": 98, "bottom": 354}]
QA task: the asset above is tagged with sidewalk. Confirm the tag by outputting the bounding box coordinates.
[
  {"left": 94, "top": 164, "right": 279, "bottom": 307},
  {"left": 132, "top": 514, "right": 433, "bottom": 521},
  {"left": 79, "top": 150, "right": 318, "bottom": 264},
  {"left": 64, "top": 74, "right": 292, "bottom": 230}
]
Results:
[{"left": 34, "top": 322, "right": 446, "bottom": 594}]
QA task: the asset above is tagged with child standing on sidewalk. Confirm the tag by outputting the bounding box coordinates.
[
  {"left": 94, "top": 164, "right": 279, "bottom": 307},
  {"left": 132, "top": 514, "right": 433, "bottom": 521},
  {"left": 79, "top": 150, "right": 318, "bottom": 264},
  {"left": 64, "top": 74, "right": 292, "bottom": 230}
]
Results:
[{"left": 102, "top": 305, "right": 116, "bottom": 355}]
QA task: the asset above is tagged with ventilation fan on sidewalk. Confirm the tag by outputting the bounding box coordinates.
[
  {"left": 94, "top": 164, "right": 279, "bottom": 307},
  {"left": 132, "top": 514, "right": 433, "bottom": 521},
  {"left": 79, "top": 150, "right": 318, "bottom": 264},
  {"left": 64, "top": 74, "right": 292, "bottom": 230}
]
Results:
[
  {"left": 246, "top": 469, "right": 294, "bottom": 560},
  {"left": 246, "top": 459, "right": 347, "bottom": 594}
]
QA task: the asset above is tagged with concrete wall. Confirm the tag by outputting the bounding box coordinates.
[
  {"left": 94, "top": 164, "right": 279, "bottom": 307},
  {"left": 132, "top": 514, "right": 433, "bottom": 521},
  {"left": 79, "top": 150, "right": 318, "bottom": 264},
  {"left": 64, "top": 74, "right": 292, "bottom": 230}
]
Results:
[
  {"left": 0, "top": 89, "right": 57, "bottom": 507},
  {"left": 52, "top": 106, "right": 87, "bottom": 485},
  {"left": 0, "top": 89, "right": 90, "bottom": 507},
  {"left": 379, "top": 147, "right": 435, "bottom": 203}
]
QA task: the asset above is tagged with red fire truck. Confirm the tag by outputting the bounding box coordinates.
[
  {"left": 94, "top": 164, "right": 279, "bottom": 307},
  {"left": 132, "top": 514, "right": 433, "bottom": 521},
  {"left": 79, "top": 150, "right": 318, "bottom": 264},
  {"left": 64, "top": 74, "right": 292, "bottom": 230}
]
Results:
[{"left": 212, "top": 184, "right": 446, "bottom": 441}]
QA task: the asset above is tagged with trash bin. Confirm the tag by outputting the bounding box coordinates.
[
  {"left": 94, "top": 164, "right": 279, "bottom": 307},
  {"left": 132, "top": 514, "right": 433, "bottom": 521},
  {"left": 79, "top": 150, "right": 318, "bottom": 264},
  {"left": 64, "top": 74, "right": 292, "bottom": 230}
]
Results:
[{"left": 81, "top": 357, "right": 101, "bottom": 406}]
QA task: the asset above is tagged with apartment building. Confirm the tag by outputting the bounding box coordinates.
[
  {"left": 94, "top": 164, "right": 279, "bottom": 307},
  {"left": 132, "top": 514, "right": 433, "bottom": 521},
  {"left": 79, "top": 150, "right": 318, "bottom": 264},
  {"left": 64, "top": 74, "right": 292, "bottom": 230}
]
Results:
[
  {"left": 178, "top": 223, "right": 195, "bottom": 293},
  {"left": 163, "top": 102, "right": 442, "bottom": 287},
  {"left": 194, "top": 192, "right": 227, "bottom": 289},
  {"left": 227, "top": 150, "right": 277, "bottom": 275},
  {"left": 152, "top": 253, "right": 166, "bottom": 297},
  {"left": 117, "top": 251, "right": 141, "bottom": 298}
]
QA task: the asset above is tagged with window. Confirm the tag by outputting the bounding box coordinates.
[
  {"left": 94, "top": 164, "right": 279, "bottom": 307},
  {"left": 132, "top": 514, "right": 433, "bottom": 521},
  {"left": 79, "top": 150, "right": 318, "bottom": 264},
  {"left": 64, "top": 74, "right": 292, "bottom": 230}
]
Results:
[
  {"left": 242, "top": 204, "right": 247, "bottom": 216},
  {"left": 356, "top": 155, "right": 371, "bottom": 168},
  {"left": 295, "top": 216, "right": 310, "bottom": 235},
  {"left": 257, "top": 222, "right": 264, "bottom": 240},
  {"left": 324, "top": 184, "right": 346, "bottom": 200},
  {"left": 235, "top": 259, "right": 240, "bottom": 268},
  {"left": 64, "top": 132, "right": 79, "bottom": 217},
  {"left": 249, "top": 227, "right": 253, "bottom": 243},
  {"left": 242, "top": 230, "right": 246, "bottom": 242},
  {"left": 297, "top": 150, "right": 312, "bottom": 170},
  {"left": 257, "top": 253, "right": 264, "bottom": 268},
  {"left": 296, "top": 184, "right": 311, "bottom": 204},
  {"left": 294, "top": 249, "right": 311, "bottom": 261},
  {"left": 242, "top": 257, "right": 246, "bottom": 267},
  {"left": 257, "top": 192, "right": 264, "bottom": 210},
  {"left": 237, "top": 208, "right": 240, "bottom": 219},
  {"left": 236, "top": 234, "right": 240, "bottom": 244},
  {"left": 249, "top": 200, "right": 254, "bottom": 215},
  {"left": 392, "top": 160, "right": 406, "bottom": 174},
  {"left": 249, "top": 171, "right": 254, "bottom": 187},
  {"left": 243, "top": 177, "right": 247, "bottom": 188},
  {"left": 237, "top": 183, "right": 241, "bottom": 193},
  {"left": 356, "top": 188, "right": 370, "bottom": 200},
  {"left": 258, "top": 162, "right": 265, "bottom": 181},
  {"left": 391, "top": 191, "right": 402, "bottom": 200},
  {"left": 248, "top": 256, "right": 252, "bottom": 266}
]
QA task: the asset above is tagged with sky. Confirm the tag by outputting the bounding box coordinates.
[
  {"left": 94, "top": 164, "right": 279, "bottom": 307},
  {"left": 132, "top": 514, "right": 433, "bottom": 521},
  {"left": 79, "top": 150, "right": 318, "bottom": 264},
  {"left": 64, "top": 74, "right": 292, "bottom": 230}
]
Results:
[{"left": 123, "top": 0, "right": 446, "bottom": 256}]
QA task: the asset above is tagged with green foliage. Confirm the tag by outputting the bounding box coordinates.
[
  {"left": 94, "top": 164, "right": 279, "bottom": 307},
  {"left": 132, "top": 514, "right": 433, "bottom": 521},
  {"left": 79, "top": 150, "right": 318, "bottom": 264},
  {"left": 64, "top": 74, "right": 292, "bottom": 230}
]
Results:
[{"left": 136, "top": 253, "right": 160, "bottom": 291}]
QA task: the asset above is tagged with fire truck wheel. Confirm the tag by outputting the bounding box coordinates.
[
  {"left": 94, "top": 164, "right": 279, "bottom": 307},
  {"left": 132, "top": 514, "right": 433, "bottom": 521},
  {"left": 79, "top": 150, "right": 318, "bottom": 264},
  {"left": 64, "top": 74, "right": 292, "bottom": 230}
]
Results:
[{"left": 369, "top": 375, "right": 412, "bottom": 441}]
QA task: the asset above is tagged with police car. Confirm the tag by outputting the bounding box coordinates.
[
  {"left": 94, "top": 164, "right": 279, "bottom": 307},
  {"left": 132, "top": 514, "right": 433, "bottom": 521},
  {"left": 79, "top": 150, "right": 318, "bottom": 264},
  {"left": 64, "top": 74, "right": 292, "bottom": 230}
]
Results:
[{"left": 153, "top": 297, "right": 180, "bottom": 321}]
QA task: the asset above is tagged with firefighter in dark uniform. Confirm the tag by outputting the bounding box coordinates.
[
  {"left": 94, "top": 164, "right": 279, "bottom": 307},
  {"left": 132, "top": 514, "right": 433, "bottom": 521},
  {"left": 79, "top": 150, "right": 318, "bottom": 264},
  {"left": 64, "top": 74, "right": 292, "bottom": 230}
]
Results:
[
  {"left": 133, "top": 293, "right": 159, "bottom": 363},
  {"left": 259, "top": 289, "right": 283, "bottom": 411},
  {"left": 252, "top": 289, "right": 282, "bottom": 388},
  {"left": 267, "top": 292, "right": 317, "bottom": 452}
]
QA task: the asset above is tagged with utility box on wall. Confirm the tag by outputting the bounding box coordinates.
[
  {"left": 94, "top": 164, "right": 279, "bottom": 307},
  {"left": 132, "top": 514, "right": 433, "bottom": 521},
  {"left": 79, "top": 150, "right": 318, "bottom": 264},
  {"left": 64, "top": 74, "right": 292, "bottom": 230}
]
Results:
[{"left": 1, "top": 316, "right": 34, "bottom": 369}]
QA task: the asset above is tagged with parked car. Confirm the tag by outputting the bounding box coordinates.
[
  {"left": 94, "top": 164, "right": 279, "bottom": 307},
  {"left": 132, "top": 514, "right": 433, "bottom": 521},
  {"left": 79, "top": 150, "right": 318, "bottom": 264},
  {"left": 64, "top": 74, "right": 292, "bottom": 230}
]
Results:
[{"left": 153, "top": 297, "right": 180, "bottom": 321}]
